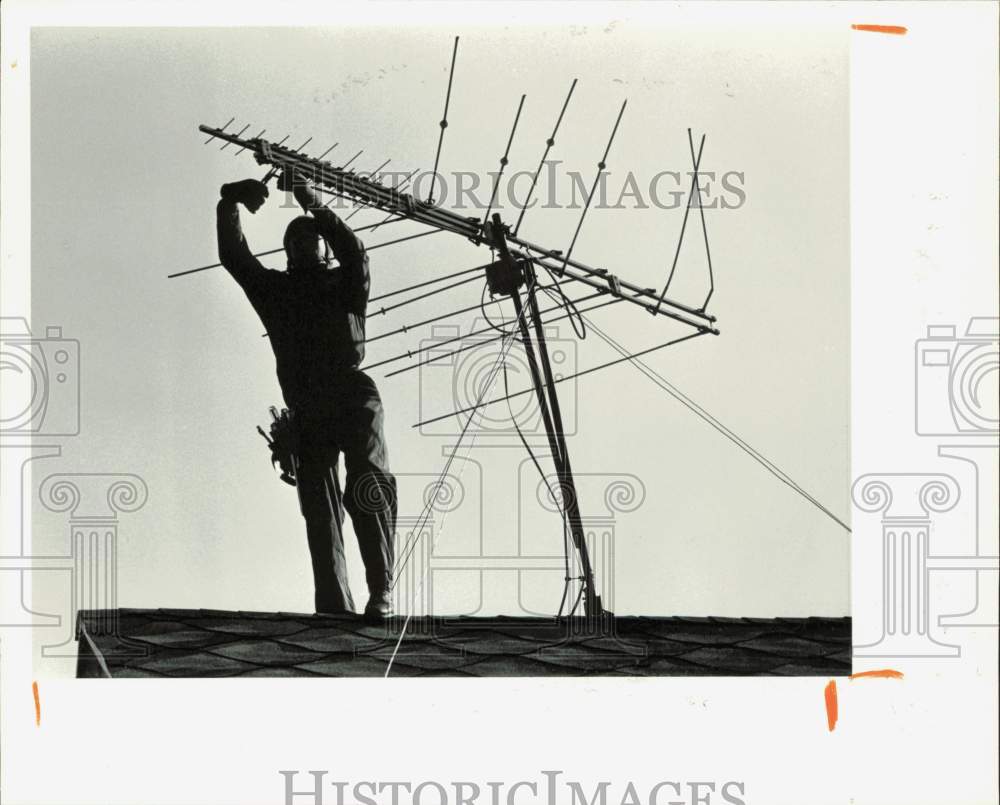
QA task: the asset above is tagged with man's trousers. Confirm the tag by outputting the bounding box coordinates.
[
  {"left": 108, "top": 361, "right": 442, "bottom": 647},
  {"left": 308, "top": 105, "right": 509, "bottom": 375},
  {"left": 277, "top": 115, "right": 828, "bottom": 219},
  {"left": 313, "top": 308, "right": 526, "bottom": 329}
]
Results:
[{"left": 293, "top": 372, "right": 396, "bottom": 614}]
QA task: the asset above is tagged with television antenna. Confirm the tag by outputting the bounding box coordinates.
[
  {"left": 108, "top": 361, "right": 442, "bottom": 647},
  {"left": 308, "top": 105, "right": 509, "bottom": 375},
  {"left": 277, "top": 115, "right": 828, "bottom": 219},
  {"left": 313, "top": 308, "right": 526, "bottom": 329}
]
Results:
[{"left": 184, "top": 36, "right": 725, "bottom": 622}]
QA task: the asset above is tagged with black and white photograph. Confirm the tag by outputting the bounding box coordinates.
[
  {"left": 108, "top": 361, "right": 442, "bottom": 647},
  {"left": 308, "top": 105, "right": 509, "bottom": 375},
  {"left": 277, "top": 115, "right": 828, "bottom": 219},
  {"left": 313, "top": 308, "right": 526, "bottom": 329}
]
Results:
[
  {"left": 1, "top": 2, "right": 997, "bottom": 804},
  {"left": 28, "top": 20, "right": 850, "bottom": 679}
]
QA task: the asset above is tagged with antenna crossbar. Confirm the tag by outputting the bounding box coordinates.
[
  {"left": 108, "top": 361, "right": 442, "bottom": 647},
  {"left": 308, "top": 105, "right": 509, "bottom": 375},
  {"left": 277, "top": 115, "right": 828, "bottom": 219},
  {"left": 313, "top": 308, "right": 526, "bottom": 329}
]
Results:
[
  {"left": 199, "top": 124, "right": 483, "bottom": 240},
  {"left": 195, "top": 123, "right": 716, "bottom": 334}
]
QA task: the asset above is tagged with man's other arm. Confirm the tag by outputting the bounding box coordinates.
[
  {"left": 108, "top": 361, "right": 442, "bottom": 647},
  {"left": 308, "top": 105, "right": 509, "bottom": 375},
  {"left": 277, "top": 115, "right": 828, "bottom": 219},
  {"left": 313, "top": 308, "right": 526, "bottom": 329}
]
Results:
[{"left": 290, "top": 178, "right": 371, "bottom": 312}]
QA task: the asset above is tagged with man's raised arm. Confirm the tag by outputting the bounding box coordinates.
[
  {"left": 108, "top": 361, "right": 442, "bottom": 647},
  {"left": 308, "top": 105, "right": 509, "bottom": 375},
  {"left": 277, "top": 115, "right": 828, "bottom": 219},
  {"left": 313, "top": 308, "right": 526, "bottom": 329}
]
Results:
[
  {"left": 285, "top": 173, "right": 371, "bottom": 311},
  {"left": 216, "top": 179, "right": 270, "bottom": 289}
]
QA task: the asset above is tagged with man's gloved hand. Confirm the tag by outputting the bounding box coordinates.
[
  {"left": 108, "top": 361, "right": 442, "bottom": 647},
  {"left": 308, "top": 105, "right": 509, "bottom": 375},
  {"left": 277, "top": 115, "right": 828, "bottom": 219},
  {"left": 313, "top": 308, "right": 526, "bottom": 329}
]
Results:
[
  {"left": 278, "top": 170, "right": 320, "bottom": 211},
  {"left": 220, "top": 179, "right": 269, "bottom": 214}
]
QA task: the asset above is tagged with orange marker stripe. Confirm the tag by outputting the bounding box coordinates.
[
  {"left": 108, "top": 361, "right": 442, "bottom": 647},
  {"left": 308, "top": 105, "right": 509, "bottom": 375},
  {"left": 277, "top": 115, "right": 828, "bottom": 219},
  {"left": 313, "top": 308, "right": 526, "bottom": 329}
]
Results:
[
  {"left": 32, "top": 681, "right": 40, "bottom": 726},
  {"left": 852, "top": 24, "right": 908, "bottom": 35},
  {"left": 850, "top": 668, "right": 904, "bottom": 680},
  {"left": 824, "top": 679, "right": 838, "bottom": 732}
]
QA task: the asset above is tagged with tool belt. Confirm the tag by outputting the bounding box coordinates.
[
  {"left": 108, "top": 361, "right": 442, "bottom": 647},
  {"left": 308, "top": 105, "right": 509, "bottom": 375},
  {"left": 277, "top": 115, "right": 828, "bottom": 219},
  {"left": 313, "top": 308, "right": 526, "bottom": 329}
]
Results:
[{"left": 257, "top": 406, "right": 298, "bottom": 486}]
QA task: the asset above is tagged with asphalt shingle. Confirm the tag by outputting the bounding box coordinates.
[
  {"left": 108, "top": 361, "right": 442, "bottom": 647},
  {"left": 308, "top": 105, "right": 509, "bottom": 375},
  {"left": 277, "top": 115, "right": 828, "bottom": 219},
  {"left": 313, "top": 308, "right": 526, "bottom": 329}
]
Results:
[{"left": 76, "top": 609, "right": 852, "bottom": 678}]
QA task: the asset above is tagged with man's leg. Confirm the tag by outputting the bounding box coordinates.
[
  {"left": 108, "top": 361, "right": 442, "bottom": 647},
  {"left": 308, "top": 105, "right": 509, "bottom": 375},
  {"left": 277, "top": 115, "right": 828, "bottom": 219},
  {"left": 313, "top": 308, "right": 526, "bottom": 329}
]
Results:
[
  {"left": 340, "top": 391, "right": 397, "bottom": 611},
  {"left": 295, "top": 443, "right": 356, "bottom": 614}
]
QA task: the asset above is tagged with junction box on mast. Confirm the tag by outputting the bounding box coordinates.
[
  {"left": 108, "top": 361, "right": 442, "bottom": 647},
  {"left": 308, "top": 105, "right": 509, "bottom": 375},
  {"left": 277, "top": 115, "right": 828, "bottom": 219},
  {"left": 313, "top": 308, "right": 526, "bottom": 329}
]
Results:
[{"left": 484, "top": 256, "right": 527, "bottom": 297}]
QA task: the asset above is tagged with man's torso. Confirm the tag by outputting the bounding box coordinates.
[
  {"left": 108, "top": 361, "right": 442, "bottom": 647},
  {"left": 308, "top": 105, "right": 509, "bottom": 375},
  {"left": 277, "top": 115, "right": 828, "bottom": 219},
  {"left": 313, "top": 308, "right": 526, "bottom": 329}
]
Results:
[{"left": 251, "top": 270, "right": 370, "bottom": 411}]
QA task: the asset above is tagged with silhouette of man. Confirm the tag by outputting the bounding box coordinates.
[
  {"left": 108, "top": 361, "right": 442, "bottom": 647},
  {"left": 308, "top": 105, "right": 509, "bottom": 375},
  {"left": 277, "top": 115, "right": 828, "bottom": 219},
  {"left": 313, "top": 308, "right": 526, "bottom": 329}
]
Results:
[{"left": 216, "top": 172, "right": 395, "bottom": 619}]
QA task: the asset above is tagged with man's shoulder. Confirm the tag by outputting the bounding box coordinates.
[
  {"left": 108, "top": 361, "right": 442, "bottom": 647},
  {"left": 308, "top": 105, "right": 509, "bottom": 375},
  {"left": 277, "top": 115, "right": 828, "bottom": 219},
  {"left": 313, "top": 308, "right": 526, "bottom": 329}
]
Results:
[
  {"left": 241, "top": 266, "right": 290, "bottom": 300},
  {"left": 261, "top": 266, "right": 291, "bottom": 284}
]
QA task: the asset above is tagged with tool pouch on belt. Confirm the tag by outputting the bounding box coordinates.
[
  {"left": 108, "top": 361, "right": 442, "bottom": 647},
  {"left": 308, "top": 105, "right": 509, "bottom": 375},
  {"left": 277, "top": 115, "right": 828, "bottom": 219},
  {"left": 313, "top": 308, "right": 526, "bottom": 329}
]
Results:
[{"left": 257, "top": 406, "right": 299, "bottom": 486}]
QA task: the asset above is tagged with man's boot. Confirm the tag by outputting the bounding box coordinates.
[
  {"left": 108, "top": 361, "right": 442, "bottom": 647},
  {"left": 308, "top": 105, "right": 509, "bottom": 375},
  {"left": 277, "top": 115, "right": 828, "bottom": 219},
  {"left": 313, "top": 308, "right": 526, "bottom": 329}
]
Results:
[{"left": 364, "top": 588, "right": 393, "bottom": 622}]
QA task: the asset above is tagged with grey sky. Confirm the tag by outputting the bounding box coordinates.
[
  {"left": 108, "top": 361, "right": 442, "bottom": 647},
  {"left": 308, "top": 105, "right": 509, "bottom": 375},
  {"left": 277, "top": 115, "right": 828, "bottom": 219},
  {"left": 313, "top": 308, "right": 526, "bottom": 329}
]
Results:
[{"left": 30, "top": 23, "right": 849, "bottom": 621}]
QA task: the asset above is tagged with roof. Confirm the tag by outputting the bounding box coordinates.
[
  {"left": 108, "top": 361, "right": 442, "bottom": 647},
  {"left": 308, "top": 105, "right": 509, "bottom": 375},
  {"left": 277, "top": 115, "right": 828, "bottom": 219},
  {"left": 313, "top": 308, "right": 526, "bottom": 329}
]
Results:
[{"left": 76, "top": 609, "right": 851, "bottom": 678}]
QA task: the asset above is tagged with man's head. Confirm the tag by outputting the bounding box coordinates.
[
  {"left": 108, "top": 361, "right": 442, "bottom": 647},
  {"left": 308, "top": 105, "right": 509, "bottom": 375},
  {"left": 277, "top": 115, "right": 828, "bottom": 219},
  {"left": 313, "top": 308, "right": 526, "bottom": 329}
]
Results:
[{"left": 284, "top": 216, "right": 330, "bottom": 272}]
